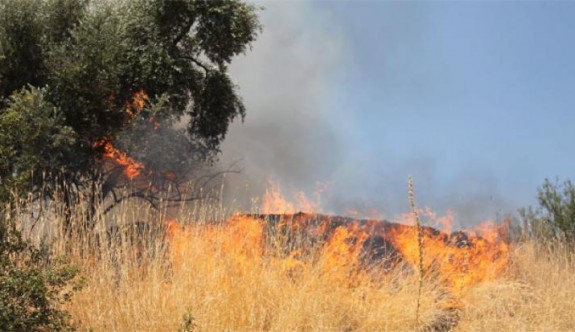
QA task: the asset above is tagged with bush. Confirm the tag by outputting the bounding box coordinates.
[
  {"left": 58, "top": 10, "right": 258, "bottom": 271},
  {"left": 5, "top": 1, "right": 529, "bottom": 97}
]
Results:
[
  {"left": 0, "top": 217, "right": 81, "bottom": 331},
  {"left": 519, "top": 178, "right": 575, "bottom": 246}
]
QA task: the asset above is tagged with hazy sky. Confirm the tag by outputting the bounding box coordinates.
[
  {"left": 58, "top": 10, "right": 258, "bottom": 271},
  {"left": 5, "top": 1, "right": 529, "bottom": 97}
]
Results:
[{"left": 221, "top": 1, "right": 575, "bottom": 225}]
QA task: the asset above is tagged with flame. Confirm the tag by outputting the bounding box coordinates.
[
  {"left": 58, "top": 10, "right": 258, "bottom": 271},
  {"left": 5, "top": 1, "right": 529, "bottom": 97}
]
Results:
[
  {"left": 388, "top": 213, "right": 509, "bottom": 293},
  {"left": 94, "top": 90, "right": 164, "bottom": 180},
  {"left": 124, "top": 89, "right": 160, "bottom": 129},
  {"left": 94, "top": 137, "right": 144, "bottom": 180},
  {"left": 261, "top": 180, "right": 320, "bottom": 214},
  {"left": 125, "top": 90, "right": 148, "bottom": 120},
  {"left": 165, "top": 182, "right": 511, "bottom": 306},
  {"left": 319, "top": 222, "right": 370, "bottom": 286},
  {"left": 165, "top": 214, "right": 370, "bottom": 288},
  {"left": 166, "top": 215, "right": 265, "bottom": 275}
]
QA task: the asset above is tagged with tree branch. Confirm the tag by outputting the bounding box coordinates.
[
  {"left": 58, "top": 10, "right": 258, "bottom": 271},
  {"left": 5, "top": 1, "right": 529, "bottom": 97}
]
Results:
[
  {"left": 179, "top": 55, "right": 211, "bottom": 74},
  {"left": 172, "top": 17, "right": 195, "bottom": 48}
]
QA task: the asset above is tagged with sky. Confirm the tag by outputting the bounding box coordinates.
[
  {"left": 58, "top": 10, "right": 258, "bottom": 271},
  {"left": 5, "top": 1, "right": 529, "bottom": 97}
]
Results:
[{"left": 220, "top": 1, "right": 575, "bottom": 226}]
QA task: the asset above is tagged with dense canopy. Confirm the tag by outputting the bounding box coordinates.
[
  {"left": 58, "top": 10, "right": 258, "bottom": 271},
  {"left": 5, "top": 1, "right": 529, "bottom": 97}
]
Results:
[{"left": 0, "top": 0, "right": 260, "bottom": 206}]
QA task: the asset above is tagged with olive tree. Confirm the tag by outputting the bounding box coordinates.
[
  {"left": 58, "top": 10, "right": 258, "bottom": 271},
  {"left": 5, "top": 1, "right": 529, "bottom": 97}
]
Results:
[{"left": 0, "top": 0, "right": 260, "bottom": 230}]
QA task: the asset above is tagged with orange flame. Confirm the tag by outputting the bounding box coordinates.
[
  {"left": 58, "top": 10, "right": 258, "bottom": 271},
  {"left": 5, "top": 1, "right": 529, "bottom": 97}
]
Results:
[
  {"left": 165, "top": 182, "right": 511, "bottom": 301},
  {"left": 124, "top": 90, "right": 160, "bottom": 129},
  {"left": 261, "top": 180, "right": 320, "bottom": 214},
  {"left": 94, "top": 90, "right": 162, "bottom": 180},
  {"left": 166, "top": 215, "right": 265, "bottom": 276},
  {"left": 125, "top": 90, "right": 148, "bottom": 120},
  {"left": 388, "top": 212, "right": 509, "bottom": 293},
  {"left": 319, "top": 222, "right": 370, "bottom": 286},
  {"left": 94, "top": 138, "right": 144, "bottom": 180}
]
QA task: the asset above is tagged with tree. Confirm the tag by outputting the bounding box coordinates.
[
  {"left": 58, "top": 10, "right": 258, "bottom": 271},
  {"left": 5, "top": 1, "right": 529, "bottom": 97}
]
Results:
[
  {"left": 0, "top": 0, "right": 260, "bottom": 229},
  {"left": 0, "top": 87, "right": 77, "bottom": 201},
  {"left": 519, "top": 178, "right": 575, "bottom": 246}
]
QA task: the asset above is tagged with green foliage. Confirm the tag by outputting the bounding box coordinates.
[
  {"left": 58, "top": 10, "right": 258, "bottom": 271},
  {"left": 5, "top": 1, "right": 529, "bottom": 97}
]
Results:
[
  {"left": 520, "top": 178, "right": 575, "bottom": 245},
  {"left": 0, "top": 0, "right": 46, "bottom": 99},
  {"left": 0, "top": 86, "right": 76, "bottom": 201},
  {"left": 0, "top": 218, "right": 81, "bottom": 331},
  {"left": 0, "top": 0, "right": 260, "bottom": 203},
  {"left": 0, "top": 0, "right": 87, "bottom": 99}
]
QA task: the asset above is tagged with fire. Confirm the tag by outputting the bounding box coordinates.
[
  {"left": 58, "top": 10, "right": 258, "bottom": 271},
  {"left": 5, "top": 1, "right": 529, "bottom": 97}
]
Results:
[
  {"left": 125, "top": 90, "right": 147, "bottom": 120},
  {"left": 125, "top": 89, "right": 160, "bottom": 129},
  {"left": 166, "top": 215, "right": 265, "bottom": 275},
  {"left": 94, "top": 137, "right": 144, "bottom": 179},
  {"left": 165, "top": 181, "right": 511, "bottom": 308},
  {"left": 388, "top": 212, "right": 509, "bottom": 293},
  {"left": 319, "top": 222, "right": 370, "bottom": 286},
  {"left": 261, "top": 180, "right": 321, "bottom": 214},
  {"left": 94, "top": 90, "right": 162, "bottom": 180}
]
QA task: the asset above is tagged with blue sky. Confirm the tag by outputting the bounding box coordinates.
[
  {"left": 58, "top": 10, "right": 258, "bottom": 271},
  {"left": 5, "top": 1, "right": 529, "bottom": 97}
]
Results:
[{"left": 222, "top": 1, "right": 575, "bottom": 225}]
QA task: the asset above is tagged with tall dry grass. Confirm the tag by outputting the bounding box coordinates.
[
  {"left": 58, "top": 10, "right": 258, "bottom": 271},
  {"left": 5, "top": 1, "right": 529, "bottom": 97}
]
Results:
[
  {"left": 62, "top": 206, "right": 452, "bottom": 331},
  {"left": 7, "top": 194, "right": 575, "bottom": 331},
  {"left": 455, "top": 242, "right": 575, "bottom": 331}
]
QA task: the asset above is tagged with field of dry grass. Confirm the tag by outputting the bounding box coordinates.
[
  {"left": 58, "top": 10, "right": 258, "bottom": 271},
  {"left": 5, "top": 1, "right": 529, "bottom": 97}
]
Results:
[
  {"left": 455, "top": 242, "right": 575, "bottom": 331},
  {"left": 12, "top": 196, "right": 575, "bottom": 332}
]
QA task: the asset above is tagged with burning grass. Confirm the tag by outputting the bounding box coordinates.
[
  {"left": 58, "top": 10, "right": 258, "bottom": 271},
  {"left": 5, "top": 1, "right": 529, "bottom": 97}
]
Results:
[
  {"left": 66, "top": 215, "right": 454, "bottom": 331},
  {"left": 9, "top": 184, "right": 575, "bottom": 331}
]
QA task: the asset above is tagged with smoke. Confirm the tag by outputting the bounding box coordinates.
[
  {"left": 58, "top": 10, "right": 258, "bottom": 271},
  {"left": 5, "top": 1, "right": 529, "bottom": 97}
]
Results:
[
  {"left": 218, "top": 2, "right": 519, "bottom": 225},
  {"left": 219, "top": 2, "right": 346, "bottom": 211}
]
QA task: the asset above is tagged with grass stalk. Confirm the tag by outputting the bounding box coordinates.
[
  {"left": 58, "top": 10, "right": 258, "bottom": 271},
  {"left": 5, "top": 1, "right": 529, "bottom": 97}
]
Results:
[{"left": 409, "top": 177, "right": 425, "bottom": 330}]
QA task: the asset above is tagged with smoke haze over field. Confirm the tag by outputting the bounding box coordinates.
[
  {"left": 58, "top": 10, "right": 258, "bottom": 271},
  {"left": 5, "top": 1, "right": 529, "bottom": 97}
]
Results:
[
  {"left": 220, "top": 2, "right": 347, "bottom": 212},
  {"left": 220, "top": 1, "right": 575, "bottom": 226}
]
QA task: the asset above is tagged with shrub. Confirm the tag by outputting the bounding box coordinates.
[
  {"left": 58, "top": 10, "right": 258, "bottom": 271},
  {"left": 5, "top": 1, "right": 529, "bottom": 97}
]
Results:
[
  {"left": 0, "top": 217, "right": 82, "bottom": 331},
  {"left": 519, "top": 178, "right": 575, "bottom": 247}
]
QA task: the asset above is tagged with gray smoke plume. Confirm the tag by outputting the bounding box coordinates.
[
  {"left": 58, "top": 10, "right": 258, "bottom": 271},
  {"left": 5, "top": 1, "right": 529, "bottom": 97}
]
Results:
[
  {"left": 219, "top": 2, "right": 347, "bottom": 212},
  {"left": 218, "top": 2, "right": 520, "bottom": 226}
]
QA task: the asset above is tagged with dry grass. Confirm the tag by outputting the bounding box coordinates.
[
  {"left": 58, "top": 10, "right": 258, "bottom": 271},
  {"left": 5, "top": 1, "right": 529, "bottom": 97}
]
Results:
[
  {"left": 69, "top": 248, "right": 449, "bottom": 331},
  {"left": 64, "top": 212, "right": 451, "bottom": 331},
  {"left": 455, "top": 242, "right": 575, "bottom": 331},
  {"left": 9, "top": 197, "right": 575, "bottom": 331}
]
